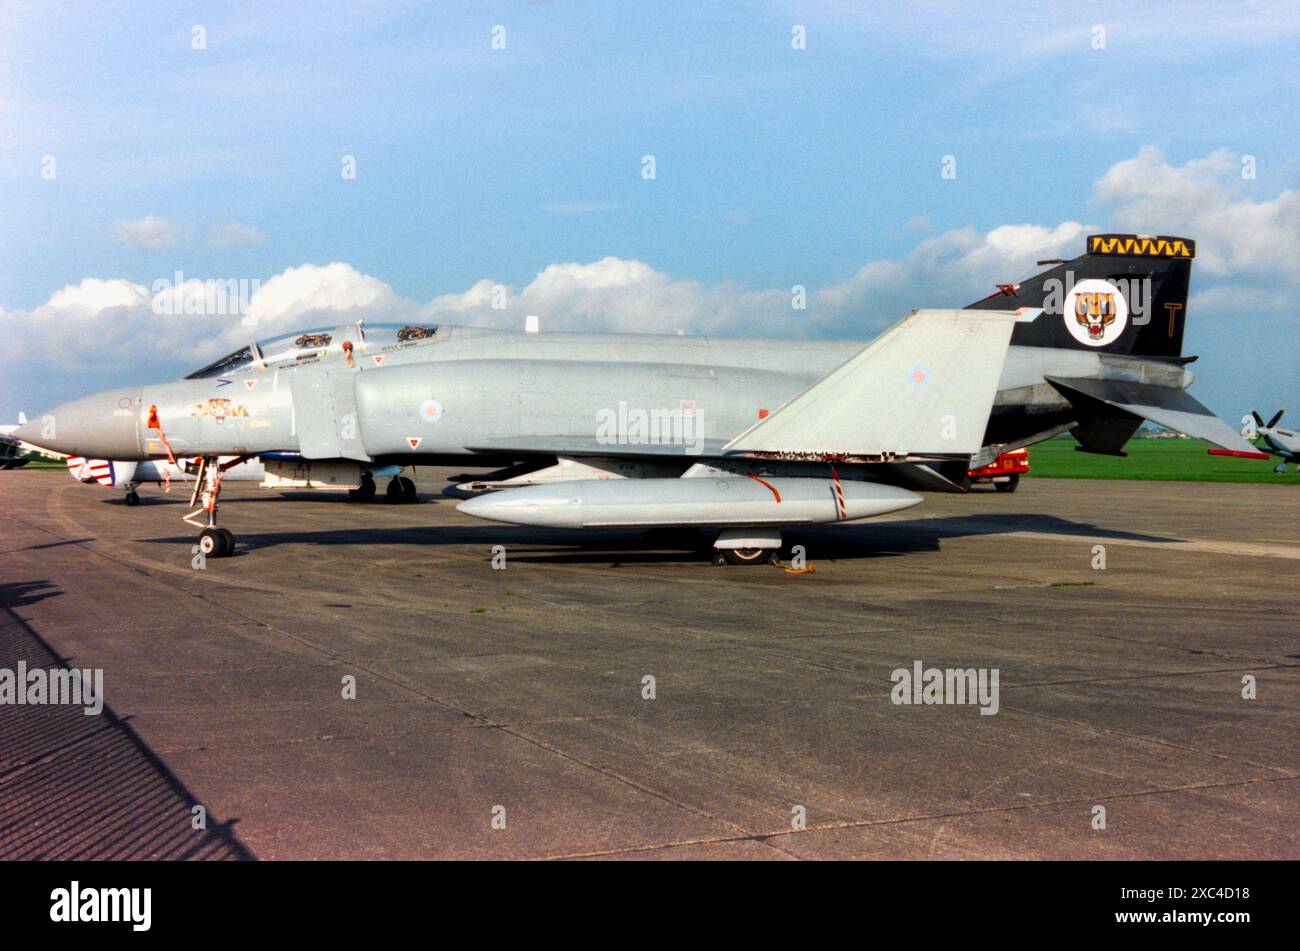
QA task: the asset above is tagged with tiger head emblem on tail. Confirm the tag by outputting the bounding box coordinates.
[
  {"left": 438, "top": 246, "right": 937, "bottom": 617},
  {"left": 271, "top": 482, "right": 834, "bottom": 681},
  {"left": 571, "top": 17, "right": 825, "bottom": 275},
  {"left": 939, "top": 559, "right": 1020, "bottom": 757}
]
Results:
[{"left": 1074, "top": 291, "right": 1117, "bottom": 340}]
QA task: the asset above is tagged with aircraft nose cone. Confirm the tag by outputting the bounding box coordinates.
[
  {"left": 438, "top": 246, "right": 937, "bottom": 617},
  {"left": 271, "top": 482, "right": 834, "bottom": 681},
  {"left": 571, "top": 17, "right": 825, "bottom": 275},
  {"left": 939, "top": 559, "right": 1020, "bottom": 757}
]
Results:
[{"left": 19, "top": 389, "right": 143, "bottom": 458}]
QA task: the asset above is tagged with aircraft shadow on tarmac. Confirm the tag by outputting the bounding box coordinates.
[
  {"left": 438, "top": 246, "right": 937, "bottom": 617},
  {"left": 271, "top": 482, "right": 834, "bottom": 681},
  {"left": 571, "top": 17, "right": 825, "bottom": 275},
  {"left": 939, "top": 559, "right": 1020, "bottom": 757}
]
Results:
[
  {"left": 0, "top": 579, "right": 64, "bottom": 608},
  {"left": 137, "top": 512, "right": 1182, "bottom": 564},
  {"left": 0, "top": 588, "right": 254, "bottom": 859}
]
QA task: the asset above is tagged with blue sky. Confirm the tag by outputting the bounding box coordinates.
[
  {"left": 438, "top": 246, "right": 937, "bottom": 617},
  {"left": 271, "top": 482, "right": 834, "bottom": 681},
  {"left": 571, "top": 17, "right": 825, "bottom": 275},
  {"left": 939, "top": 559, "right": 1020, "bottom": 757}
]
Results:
[{"left": 1, "top": 0, "right": 1297, "bottom": 423}]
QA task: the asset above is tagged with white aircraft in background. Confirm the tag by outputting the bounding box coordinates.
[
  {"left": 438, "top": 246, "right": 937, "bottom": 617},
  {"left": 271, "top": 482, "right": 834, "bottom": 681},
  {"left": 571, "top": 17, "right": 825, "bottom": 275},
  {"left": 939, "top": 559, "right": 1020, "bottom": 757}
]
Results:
[{"left": 1251, "top": 410, "right": 1300, "bottom": 472}]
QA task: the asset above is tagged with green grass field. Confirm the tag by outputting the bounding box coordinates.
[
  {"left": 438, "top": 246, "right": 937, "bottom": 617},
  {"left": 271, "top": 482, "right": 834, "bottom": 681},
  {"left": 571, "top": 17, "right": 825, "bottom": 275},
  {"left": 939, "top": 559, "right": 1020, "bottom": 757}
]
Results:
[{"left": 1026, "top": 437, "right": 1298, "bottom": 484}]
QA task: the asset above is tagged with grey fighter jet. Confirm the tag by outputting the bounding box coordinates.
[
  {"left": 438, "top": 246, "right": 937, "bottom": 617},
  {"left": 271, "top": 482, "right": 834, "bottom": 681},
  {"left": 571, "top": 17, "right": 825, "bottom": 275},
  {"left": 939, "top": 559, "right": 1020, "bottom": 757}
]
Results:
[{"left": 12, "top": 233, "right": 1253, "bottom": 564}]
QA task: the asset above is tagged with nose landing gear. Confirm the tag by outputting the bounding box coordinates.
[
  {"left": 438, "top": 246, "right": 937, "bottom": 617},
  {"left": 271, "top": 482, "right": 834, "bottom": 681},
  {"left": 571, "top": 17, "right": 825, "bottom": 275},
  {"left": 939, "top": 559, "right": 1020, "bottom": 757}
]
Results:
[
  {"left": 198, "top": 527, "right": 235, "bottom": 558},
  {"left": 184, "top": 455, "right": 241, "bottom": 558}
]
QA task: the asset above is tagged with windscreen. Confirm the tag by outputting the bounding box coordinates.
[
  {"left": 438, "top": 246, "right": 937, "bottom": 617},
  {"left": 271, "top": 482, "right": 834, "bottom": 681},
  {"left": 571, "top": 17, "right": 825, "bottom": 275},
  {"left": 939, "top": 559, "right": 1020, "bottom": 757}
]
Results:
[
  {"left": 184, "top": 345, "right": 256, "bottom": 379},
  {"left": 182, "top": 322, "right": 439, "bottom": 379}
]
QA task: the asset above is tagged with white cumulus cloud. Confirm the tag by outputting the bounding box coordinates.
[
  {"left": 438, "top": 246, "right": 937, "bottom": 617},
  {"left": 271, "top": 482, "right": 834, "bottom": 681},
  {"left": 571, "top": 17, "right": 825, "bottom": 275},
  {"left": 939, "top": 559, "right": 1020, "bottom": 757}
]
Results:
[
  {"left": 1095, "top": 145, "right": 1300, "bottom": 278},
  {"left": 111, "top": 215, "right": 181, "bottom": 250}
]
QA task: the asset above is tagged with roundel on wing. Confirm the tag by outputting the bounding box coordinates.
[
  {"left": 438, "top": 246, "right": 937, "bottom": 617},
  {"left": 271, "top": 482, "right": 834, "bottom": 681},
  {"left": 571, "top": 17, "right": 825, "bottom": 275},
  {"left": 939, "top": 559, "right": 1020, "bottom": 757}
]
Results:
[{"left": 1063, "top": 278, "right": 1128, "bottom": 347}]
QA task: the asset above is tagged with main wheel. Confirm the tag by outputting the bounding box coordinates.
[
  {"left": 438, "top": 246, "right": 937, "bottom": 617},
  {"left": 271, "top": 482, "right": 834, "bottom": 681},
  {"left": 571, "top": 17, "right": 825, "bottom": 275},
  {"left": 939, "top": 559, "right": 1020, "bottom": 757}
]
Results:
[
  {"left": 350, "top": 474, "right": 377, "bottom": 502},
  {"left": 398, "top": 476, "right": 417, "bottom": 502},
  {"left": 721, "top": 547, "right": 774, "bottom": 566},
  {"left": 994, "top": 474, "right": 1020, "bottom": 493}
]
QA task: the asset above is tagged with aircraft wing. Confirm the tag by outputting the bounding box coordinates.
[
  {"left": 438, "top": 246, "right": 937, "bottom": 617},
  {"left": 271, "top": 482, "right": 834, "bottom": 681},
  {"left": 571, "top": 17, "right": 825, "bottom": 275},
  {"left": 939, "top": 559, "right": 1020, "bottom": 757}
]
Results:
[
  {"left": 1044, "top": 376, "right": 1261, "bottom": 454},
  {"left": 724, "top": 309, "right": 1017, "bottom": 460},
  {"left": 464, "top": 436, "right": 734, "bottom": 458}
]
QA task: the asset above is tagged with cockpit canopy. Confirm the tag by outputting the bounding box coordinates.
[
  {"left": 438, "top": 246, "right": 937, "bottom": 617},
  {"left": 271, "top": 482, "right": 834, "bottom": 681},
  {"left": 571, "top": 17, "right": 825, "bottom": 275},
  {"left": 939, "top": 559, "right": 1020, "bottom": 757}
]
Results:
[{"left": 185, "top": 322, "right": 440, "bottom": 379}]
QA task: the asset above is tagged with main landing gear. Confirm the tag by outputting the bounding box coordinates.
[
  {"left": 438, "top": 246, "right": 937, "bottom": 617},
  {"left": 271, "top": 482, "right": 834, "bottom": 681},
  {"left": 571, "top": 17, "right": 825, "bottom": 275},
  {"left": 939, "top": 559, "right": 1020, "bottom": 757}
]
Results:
[
  {"left": 385, "top": 475, "right": 417, "bottom": 504},
  {"left": 348, "top": 473, "right": 377, "bottom": 502},
  {"left": 124, "top": 484, "right": 141, "bottom": 506},
  {"left": 185, "top": 455, "right": 239, "bottom": 558},
  {"left": 348, "top": 472, "right": 416, "bottom": 503}
]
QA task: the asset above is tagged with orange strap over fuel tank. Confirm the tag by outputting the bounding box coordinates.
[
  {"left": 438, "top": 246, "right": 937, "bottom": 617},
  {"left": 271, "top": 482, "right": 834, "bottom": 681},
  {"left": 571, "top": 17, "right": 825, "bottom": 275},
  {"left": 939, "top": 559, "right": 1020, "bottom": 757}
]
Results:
[{"left": 745, "top": 473, "right": 782, "bottom": 503}]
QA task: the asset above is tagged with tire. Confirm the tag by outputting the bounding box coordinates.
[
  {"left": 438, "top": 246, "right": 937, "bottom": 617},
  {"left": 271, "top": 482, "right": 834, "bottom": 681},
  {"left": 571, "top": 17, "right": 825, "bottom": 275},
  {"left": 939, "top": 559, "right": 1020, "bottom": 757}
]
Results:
[
  {"left": 721, "top": 547, "right": 774, "bottom": 566},
  {"left": 198, "top": 529, "right": 223, "bottom": 558},
  {"left": 199, "top": 527, "right": 234, "bottom": 558},
  {"left": 994, "top": 474, "right": 1019, "bottom": 493},
  {"left": 399, "top": 476, "right": 417, "bottom": 502},
  {"left": 386, "top": 478, "right": 404, "bottom": 502},
  {"left": 124, "top": 491, "right": 140, "bottom": 506},
  {"left": 350, "top": 474, "right": 376, "bottom": 502}
]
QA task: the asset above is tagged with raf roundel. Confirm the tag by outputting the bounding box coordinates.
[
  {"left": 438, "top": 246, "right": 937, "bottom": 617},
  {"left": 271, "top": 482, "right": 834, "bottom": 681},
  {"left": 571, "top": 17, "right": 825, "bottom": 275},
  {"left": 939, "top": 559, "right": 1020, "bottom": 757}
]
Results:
[
  {"left": 1063, "top": 278, "right": 1128, "bottom": 347},
  {"left": 907, "top": 364, "right": 929, "bottom": 389},
  {"left": 419, "top": 399, "right": 443, "bottom": 423}
]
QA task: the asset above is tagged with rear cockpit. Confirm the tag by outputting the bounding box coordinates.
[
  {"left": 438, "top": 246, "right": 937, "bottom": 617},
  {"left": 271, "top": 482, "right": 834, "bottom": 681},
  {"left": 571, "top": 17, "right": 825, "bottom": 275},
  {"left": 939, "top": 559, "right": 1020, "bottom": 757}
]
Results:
[{"left": 185, "top": 321, "right": 442, "bottom": 379}]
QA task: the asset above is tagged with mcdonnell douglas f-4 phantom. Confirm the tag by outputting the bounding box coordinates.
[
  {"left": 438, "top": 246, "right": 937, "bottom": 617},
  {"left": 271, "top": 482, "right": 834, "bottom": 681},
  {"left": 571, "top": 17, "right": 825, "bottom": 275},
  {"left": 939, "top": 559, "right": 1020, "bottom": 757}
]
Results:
[{"left": 13, "top": 233, "right": 1255, "bottom": 564}]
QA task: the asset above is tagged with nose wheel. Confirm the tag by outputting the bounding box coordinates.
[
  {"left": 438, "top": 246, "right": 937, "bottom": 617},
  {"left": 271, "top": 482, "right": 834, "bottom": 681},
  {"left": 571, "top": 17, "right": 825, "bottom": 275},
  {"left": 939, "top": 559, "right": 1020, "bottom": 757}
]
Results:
[
  {"left": 198, "top": 527, "right": 236, "bottom": 558},
  {"left": 124, "top": 485, "right": 141, "bottom": 506}
]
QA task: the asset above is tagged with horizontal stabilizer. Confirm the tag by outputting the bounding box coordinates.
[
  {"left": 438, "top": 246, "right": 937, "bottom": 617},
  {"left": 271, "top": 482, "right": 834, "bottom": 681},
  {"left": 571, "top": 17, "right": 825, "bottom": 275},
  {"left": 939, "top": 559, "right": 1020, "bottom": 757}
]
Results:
[
  {"left": 1045, "top": 376, "right": 1257, "bottom": 453},
  {"left": 724, "top": 309, "right": 1016, "bottom": 459}
]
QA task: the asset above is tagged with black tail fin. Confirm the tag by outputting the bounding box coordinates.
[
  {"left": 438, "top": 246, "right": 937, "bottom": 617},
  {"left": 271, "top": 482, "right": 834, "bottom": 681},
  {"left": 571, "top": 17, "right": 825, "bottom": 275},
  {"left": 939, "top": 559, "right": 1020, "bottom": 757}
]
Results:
[{"left": 965, "top": 233, "right": 1195, "bottom": 359}]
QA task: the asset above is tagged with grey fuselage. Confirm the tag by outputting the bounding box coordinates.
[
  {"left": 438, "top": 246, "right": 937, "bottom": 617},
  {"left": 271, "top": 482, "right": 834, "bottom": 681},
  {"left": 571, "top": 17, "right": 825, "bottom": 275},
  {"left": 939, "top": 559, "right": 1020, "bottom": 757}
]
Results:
[{"left": 26, "top": 322, "right": 1195, "bottom": 464}]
